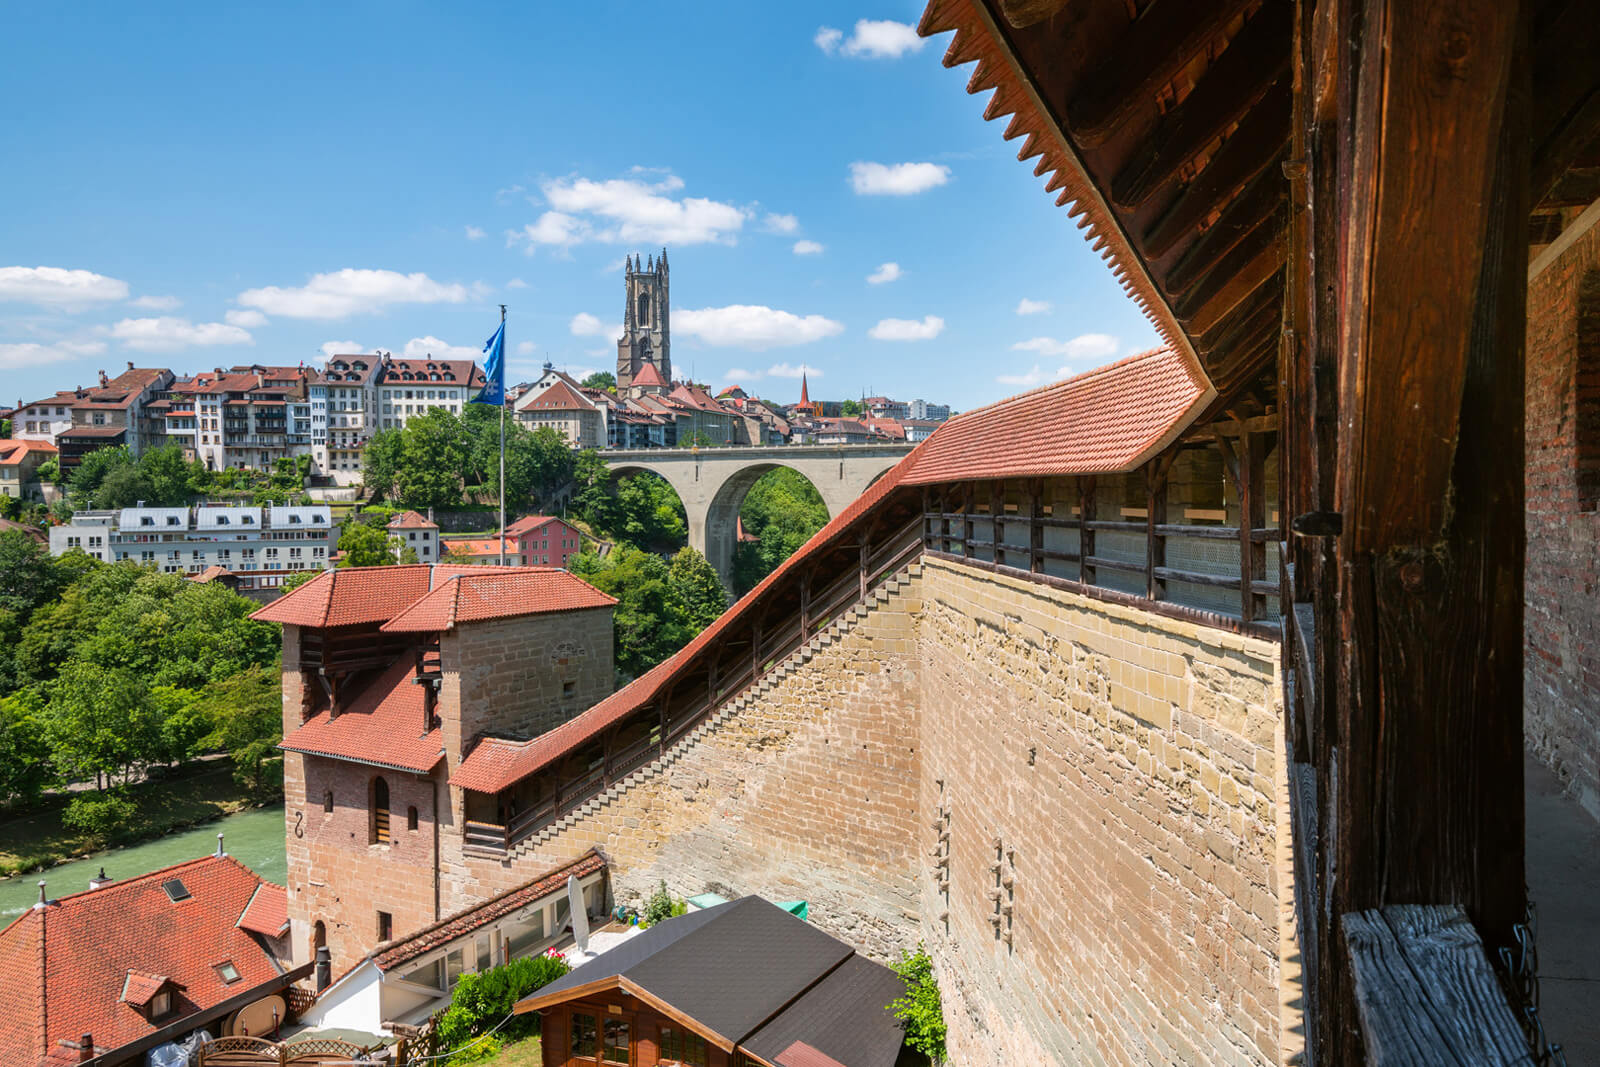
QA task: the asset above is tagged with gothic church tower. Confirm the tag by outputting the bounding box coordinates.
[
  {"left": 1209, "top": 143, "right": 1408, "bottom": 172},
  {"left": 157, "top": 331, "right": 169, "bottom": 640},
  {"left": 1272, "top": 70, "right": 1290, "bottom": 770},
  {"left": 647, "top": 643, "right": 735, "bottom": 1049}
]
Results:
[{"left": 616, "top": 249, "right": 670, "bottom": 390}]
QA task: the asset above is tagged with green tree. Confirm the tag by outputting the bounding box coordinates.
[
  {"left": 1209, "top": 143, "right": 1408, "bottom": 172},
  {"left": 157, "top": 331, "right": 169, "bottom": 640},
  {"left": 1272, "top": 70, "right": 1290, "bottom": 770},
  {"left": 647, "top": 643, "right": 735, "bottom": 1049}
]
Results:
[
  {"left": 840, "top": 398, "right": 864, "bottom": 417},
  {"left": 45, "top": 661, "right": 161, "bottom": 787},
  {"left": 580, "top": 371, "right": 616, "bottom": 392},
  {"left": 731, "top": 468, "right": 828, "bottom": 595},
  {"left": 68, "top": 445, "right": 134, "bottom": 507},
  {"left": 362, "top": 428, "right": 405, "bottom": 501},
  {"left": 571, "top": 449, "right": 617, "bottom": 533},
  {"left": 614, "top": 473, "right": 687, "bottom": 551},
  {"left": 280, "top": 569, "right": 321, "bottom": 594},
  {"left": 435, "top": 953, "right": 571, "bottom": 1058},
  {"left": 668, "top": 547, "right": 727, "bottom": 631},
  {"left": 889, "top": 946, "right": 947, "bottom": 1061},
  {"left": 0, "top": 529, "right": 70, "bottom": 617},
  {"left": 35, "top": 455, "right": 59, "bottom": 485},
  {"left": 338, "top": 520, "right": 400, "bottom": 567},
  {"left": 396, "top": 409, "right": 468, "bottom": 509},
  {"left": 139, "top": 444, "right": 193, "bottom": 505},
  {"left": 62, "top": 789, "right": 138, "bottom": 844},
  {"left": 190, "top": 665, "right": 283, "bottom": 793},
  {"left": 0, "top": 691, "right": 53, "bottom": 806}
]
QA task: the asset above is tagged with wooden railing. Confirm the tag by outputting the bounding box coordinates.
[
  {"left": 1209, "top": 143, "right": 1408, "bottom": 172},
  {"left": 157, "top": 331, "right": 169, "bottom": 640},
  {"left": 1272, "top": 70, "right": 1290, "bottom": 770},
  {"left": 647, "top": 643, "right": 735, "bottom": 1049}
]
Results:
[{"left": 461, "top": 515, "right": 926, "bottom": 856}]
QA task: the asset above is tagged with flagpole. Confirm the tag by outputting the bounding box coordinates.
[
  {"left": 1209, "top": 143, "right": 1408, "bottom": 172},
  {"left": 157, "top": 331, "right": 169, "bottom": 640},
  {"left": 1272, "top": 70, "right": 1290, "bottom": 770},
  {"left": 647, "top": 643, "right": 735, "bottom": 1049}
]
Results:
[{"left": 498, "top": 304, "right": 507, "bottom": 567}]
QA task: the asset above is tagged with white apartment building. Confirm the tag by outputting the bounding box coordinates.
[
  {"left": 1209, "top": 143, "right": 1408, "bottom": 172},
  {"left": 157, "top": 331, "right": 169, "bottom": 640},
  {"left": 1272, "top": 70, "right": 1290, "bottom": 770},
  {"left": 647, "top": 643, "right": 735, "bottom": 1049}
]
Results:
[
  {"left": 50, "top": 503, "right": 334, "bottom": 591},
  {"left": 374, "top": 356, "right": 485, "bottom": 431},
  {"left": 322, "top": 356, "right": 380, "bottom": 484},
  {"left": 907, "top": 398, "right": 951, "bottom": 421}
]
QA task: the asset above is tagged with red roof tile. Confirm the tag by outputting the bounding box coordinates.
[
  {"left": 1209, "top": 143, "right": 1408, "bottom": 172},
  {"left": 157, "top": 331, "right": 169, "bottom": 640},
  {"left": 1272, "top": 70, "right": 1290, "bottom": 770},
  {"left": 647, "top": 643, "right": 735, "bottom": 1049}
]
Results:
[
  {"left": 0, "top": 438, "right": 59, "bottom": 463},
  {"left": 119, "top": 971, "right": 171, "bottom": 1007},
  {"left": 250, "top": 564, "right": 496, "bottom": 628},
  {"left": 631, "top": 362, "right": 668, "bottom": 389},
  {"left": 0, "top": 854, "right": 287, "bottom": 1066},
  {"left": 370, "top": 851, "right": 604, "bottom": 971},
  {"left": 381, "top": 570, "right": 615, "bottom": 633},
  {"left": 900, "top": 345, "right": 1209, "bottom": 484},
  {"left": 279, "top": 657, "right": 444, "bottom": 773},
  {"left": 57, "top": 425, "right": 127, "bottom": 438},
  {"left": 386, "top": 509, "right": 437, "bottom": 530},
  {"left": 236, "top": 883, "right": 290, "bottom": 939},
  {"left": 519, "top": 379, "right": 595, "bottom": 412},
  {"left": 505, "top": 514, "right": 576, "bottom": 538}
]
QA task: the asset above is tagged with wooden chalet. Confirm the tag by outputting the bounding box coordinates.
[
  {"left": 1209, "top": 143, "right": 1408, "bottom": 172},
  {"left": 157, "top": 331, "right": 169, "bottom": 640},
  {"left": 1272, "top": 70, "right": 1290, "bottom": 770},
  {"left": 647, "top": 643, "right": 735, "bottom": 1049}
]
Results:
[{"left": 911, "top": 0, "right": 1600, "bottom": 1062}]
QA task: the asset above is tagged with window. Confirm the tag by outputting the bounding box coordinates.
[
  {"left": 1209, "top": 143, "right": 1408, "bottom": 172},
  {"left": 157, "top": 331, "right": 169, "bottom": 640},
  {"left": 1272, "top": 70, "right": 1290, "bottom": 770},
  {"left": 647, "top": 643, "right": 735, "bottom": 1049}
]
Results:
[
  {"left": 151, "top": 990, "right": 173, "bottom": 1017},
  {"left": 570, "top": 1014, "right": 598, "bottom": 1057},
  {"left": 600, "top": 1019, "right": 630, "bottom": 1064},
  {"left": 505, "top": 909, "right": 546, "bottom": 958},
  {"left": 377, "top": 910, "right": 393, "bottom": 941},
  {"left": 563, "top": 681, "right": 576, "bottom": 699},
  {"left": 323, "top": 790, "right": 334, "bottom": 814},
  {"left": 162, "top": 878, "right": 192, "bottom": 902},
  {"left": 407, "top": 805, "right": 419, "bottom": 832},
  {"left": 372, "top": 776, "right": 391, "bottom": 843},
  {"left": 659, "top": 1028, "right": 708, "bottom": 1067},
  {"left": 215, "top": 961, "right": 241, "bottom": 985}
]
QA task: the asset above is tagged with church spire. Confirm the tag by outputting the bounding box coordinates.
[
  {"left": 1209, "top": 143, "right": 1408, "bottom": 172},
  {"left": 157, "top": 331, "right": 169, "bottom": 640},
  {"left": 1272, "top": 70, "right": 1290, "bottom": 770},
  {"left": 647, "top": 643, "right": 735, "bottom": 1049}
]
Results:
[{"left": 798, "top": 371, "right": 811, "bottom": 410}]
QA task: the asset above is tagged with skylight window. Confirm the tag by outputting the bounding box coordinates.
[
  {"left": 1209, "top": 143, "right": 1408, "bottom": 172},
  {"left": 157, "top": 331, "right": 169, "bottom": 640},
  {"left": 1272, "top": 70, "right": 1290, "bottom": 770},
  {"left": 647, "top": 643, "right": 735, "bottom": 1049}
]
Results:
[
  {"left": 215, "top": 961, "right": 241, "bottom": 984},
  {"left": 162, "top": 878, "right": 191, "bottom": 902}
]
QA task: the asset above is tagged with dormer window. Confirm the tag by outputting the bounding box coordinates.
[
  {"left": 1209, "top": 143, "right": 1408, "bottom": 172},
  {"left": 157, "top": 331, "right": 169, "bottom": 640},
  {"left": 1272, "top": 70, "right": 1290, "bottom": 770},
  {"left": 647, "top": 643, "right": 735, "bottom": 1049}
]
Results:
[
  {"left": 167, "top": 517, "right": 180, "bottom": 526},
  {"left": 141, "top": 517, "right": 154, "bottom": 526},
  {"left": 151, "top": 990, "right": 172, "bottom": 1017},
  {"left": 289, "top": 514, "right": 302, "bottom": 524},
  {"left": 242, "top": 515, "right": 254, "bottom": 524},
  {"left": 313, "top": 514, "right": 326, "bottom": 524},
  {"left": 217, "top": 516, "right": 230, "bottom": 525}
]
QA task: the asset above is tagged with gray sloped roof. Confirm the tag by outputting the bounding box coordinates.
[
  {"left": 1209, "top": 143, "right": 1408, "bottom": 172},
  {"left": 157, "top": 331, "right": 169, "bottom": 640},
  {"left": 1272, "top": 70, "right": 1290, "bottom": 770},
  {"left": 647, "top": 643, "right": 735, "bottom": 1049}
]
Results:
[{"left": 517, "top": 896, "right": 907, "bottom": 1065}]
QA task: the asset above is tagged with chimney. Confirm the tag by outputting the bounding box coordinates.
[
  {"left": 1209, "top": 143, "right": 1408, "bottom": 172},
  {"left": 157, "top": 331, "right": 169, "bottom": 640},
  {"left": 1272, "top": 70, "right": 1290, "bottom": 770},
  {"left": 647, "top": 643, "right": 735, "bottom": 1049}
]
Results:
[
  {"left": 315, "top": 946, "right": 332, "bottom": 992},
  {"left": 78, "top": 1034, "right": 94, "bottom": 1063},
  {"left": 88, "top": 867, "right": 113, "bottom": 891},
  {"left": 215, "top": 832, "right": 226, "bottom": 857},
  {"left": 98, "top": 370, "right": 108, "bottom": 387},
  {"left": 126, "top": 360, "right": 134, "bottom": 371},
  {"left": 34, "top": 880, "right": 47, "bottom": 909}
]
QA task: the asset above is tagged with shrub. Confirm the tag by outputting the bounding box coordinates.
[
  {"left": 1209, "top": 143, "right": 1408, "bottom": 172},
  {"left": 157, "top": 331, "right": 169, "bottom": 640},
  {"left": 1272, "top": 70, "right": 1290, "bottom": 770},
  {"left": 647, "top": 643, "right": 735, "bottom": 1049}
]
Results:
[
  {"left": 63, "top": 790, "right": 138, "bottom": 844},
  {"left": 889, "top": 945, "right": 946, "bottom": 1063},
  {"left": 435, "top": 950, "right": 570, "bottom": 1062}
]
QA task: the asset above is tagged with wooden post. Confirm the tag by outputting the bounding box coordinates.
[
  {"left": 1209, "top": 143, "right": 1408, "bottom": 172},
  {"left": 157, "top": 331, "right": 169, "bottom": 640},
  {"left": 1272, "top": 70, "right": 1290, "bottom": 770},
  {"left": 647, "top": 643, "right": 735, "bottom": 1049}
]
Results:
[
  {"left": 1078, "top": 476, "right": 1096, "bottom": 585},
  {"left": 1239, "top": 432, "right": 1263, "bottom": 621},
  {"left": 1030, "top": 478, "right": 1045, "bottom": 573},
  {"left": 991, "top": 481, "right": 1006, "bottom": 567},
  {"left": 799, "top": 570, "right": 812, "bottom": 637},
  {"left": 1146, "top": 463, "right": 1168, "bottom": 601},
  {"left": 860, "top": 537, "right": 870, "bottom": 600},
  {"left": 963, "top": 481, "right": 976, "bottom": 559}
]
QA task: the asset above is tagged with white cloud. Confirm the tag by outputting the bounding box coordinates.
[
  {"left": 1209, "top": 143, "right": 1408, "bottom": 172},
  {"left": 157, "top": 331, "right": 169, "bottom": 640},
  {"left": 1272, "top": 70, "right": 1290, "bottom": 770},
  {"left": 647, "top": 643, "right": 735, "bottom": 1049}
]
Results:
[
  {"left": 225, "top": 309, "right": 269, "bottom": 328},
  {"left": 676, "top": 305, "right": 844, "bottom": 350},
  {"left": 850, "top": 161, "right": 951, "bottom": 196},
  {"left": 1015, "top": 298, "right": 1052, "bottom": 316},
  {"left": 0, "top": 340, "right": 106, "bottom": 369},
  {"left": 724, "top": 362, "right": 823, "bottom": 382},
  {"left": 1010, "top": 333, "right": 1119, "bottom": 360},
  {"left": 817, "top": 20, "right": 925, "bottom": 58},
  {"left": 762, "top": 213, "right": 799, "bottom": 234},
  {"left": 130, "top": 294, "right": 181, "bottom": 311},
  {"left": 236, "top": 269, "right": 474, "bottom": 320},
  {"left": 869, "top": 315, "right": 944, "bottom": 341},
  {"left": 109, "top": 317, "right": 252, "bottom": 351},
  {"left": 402, "top": 335, "right": 479, "bottom": 360},
  {"left": 320, "top": 340, "right": 363, "bottom": 358},
  {"left": 867, "top": 262, "right": 902, "bottom": 285},
  {"left": 792, "top": 240, "right": 825, "bottom": 256},
  {"left": 0, "top": 266, "right": 129, "bottom": 307},
  {"left": 515, "top": 340, "right": 536, "bottom": 356},
  {"left": 766, "top": 362, "right": 821, "bottom": 379},
  {"left": 495, "top": 184, "right": 525, "bottom": 204},
  {"left": 506, "top": 278, "right": 528, "bottom": 289},
  {"left": 569, "top": 312, "right": 621, "bottom": 339},
  {"left": 465, "top": 225, "right": 486, "bottom": 241},
  {"left": 996, "top": 365, "right": 1048, "bottom": 387},
  {"left": 512, "top": 172, "right": 747, "bottom": 250}
]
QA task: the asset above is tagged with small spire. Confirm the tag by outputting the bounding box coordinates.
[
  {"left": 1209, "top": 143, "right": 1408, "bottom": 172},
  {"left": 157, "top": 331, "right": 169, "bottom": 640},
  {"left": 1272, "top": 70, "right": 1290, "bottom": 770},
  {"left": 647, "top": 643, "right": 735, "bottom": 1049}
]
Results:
[
  {"left": 34, "top": 880, "right": 47, "bottom": 909},
  {"left": 215, "top": 832, "right": 225, "bottom": 857},
  {"left": 647, "top": 253, "right": 654, "bottom": 271}
]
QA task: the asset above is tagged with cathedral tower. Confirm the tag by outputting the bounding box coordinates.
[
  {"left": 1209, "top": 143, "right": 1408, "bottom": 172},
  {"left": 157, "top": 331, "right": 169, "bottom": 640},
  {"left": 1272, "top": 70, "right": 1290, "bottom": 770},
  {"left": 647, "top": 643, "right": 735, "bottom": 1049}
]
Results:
[{"left": 616, "top": 249, "right": 670, "bottom": 391}]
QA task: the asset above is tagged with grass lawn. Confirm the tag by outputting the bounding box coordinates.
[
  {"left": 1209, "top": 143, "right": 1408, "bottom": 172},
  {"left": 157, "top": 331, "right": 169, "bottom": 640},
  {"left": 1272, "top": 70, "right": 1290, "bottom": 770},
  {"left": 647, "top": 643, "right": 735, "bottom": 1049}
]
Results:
[
  {"left": 0, "top": 761, "right": 269, "bottom": 876},
  {"left": 482, "top": 1034, "right": 542, "bottom": 1066}
]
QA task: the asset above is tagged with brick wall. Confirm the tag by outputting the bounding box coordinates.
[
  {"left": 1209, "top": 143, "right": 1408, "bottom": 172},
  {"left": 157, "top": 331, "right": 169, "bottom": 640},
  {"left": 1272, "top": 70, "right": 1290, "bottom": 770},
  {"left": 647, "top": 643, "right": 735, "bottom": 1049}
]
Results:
[
  {"left": 438, "top": 571, "right": 927, "bottom": 960},
  {"left": 1526, "top": 214, "right": 1600, "bottom": 820},
  {"left": 917, "top": 556, "right": 1284, "bottom": 1067}
]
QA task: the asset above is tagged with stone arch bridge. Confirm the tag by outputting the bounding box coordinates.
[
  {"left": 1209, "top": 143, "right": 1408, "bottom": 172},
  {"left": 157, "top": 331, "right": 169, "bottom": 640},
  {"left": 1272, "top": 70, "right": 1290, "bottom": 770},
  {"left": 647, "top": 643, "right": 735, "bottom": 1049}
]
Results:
[{"left": 602, "top": 444, "right": 914, "bottom": 585}]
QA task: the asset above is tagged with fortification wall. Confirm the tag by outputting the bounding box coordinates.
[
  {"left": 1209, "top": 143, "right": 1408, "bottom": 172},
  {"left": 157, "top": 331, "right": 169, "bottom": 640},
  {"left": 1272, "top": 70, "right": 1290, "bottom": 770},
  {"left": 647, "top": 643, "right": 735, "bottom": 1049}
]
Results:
[
  {"left": 1526, "top": 214, "right": 1600, "bottom": 821},
  {"left": 439, "top": 569, "right": 927, "bottom": 960},
  {"left": 916, "top": 556, "right": 1285, "bottom": 1067}
]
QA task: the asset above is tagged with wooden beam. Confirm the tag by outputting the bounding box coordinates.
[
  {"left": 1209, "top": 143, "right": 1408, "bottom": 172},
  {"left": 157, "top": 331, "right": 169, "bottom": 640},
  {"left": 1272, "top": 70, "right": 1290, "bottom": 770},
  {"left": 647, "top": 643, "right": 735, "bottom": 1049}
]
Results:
[
  {"left": 1111, "top": 3, "right": 1294, "bottom": 209},
  {"left": 1196, "top": 272, "right": 1283, "bottom": 355},
  {"left": 1177, "top": 234, "right": 1287, "bottom": 336},
  {"left": 996, "top": 0, "right": 1073, "bottom": 30},
  {"left": 1530, "top": 0, "right": 1600, "bottom": 204},
  {"left": 1162, "top": 165, "right": 1286, "bottom": 297},
  {"left": 1067, "top": 0, "right": 1254, "bottom": 148},
  {"left": 1144, "top": 83, "right": 1293, "bottom": 259},
  {"left": 1145, "top": 463, "right": 1168, "bottom": 600}
]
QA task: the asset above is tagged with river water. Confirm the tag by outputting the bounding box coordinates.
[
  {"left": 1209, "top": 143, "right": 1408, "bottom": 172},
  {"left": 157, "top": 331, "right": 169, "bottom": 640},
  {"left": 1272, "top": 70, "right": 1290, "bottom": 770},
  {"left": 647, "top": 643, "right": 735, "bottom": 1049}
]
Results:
[{"left": 0, "top": 805, "right": 287, "bottom": 922}]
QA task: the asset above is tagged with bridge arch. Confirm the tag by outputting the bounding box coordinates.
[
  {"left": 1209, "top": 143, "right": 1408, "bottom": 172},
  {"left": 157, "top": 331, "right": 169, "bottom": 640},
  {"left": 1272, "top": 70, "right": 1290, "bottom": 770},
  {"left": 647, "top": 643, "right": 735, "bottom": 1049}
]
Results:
[{"left": 597, "top": 445, "right": 913, "bottom": 588}]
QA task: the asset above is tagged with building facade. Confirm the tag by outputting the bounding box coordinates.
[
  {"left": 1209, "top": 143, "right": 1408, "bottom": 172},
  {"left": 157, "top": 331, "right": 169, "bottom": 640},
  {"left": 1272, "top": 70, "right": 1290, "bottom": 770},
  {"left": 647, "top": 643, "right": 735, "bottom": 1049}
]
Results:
[
  {"left": 50, "top": 504, "right": 334, "bottom": 591},
  {"left": 374, "top": 355, "right": 485, "bottom": 431},
  {"left": 0, "top": 438, "right": 56, "bottom": 500}
]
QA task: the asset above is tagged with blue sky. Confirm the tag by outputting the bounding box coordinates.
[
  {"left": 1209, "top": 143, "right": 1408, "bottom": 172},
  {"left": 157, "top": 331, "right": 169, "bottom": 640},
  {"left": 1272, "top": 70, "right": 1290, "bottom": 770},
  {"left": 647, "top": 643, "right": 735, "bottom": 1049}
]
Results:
[{"left": 0, "top": 2, "right": 1157, "bottom": 410}]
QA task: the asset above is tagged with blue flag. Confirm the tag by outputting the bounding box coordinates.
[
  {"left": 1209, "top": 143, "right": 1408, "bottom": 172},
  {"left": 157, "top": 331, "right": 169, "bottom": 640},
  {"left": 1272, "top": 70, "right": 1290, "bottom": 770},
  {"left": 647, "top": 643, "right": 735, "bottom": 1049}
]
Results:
[{"left": 472, "top": 321, "right": 506, "bottom": 406}]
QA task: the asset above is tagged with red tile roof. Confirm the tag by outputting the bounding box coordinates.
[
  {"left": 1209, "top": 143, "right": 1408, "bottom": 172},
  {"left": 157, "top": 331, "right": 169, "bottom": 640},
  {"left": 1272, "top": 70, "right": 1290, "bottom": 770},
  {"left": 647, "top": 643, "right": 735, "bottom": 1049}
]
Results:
[
  {"left": 518, "top": 379, "right": 595, "bottom": 412},
  {"left": 57, "top": 425, "right": 127, "bottom": 438},
  {"left": 0, "top": 438, "right": 58, "bottom": 463},
  {"left": 386, "top": 509, "right": 438, "bottom": 530},
  {"left": 279, "top": 656, "right": 444, "bottom": 773},
  {"left": 189, "top": 565, "right": 236, "bottom": 585},
  {"left": 631, "top": 361, "right": 668, "bottom": 389},
  {"left": 0, "top": 854, "right": 288, "bottom": 1067},
  {"left": 900, "top": 345, "right": 1210, "bottom": 483},
  {"left": 442, "top": 538, "right": 516, "bottom": 559},
  {"left": 236, "top": 883, "right": 290, "bottom": 939},
  {"left": 380, "top": 570, "right": 615, "bottom": 633},
  {"left": 119, "top": 971, "right": 170, "bottom": 1007},
  {"left": 249, "top": 564, "right": 494, "bottom": 628},
  {"left": 505, "top": 514, "right": 576, "bottom": 538},
  {"left": 370, "top": 851, "right": 604, "bottom": 971},
  {"left": 453, "top": 345, "right": 1206, "bottom": 795}
]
